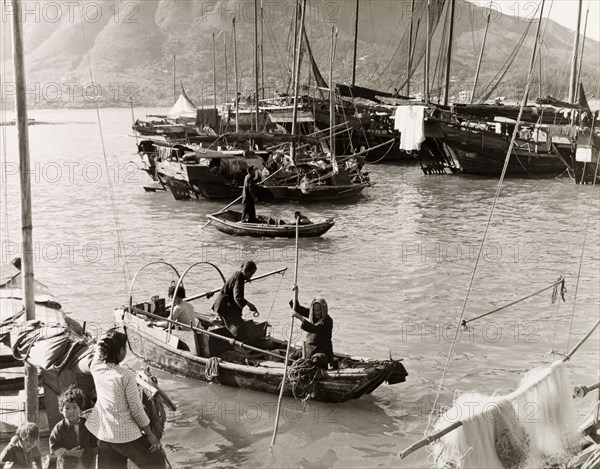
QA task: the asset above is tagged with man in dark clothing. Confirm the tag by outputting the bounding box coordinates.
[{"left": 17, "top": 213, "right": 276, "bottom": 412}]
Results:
[
  {"left": 241, "top": 166, "right": 259, "bottom": 223},
  {"left": 291, "top": 297, "right": 334, "bottom": 367},
  {"left": 212, "top": 261, "right": 258, "bottom": 342}
]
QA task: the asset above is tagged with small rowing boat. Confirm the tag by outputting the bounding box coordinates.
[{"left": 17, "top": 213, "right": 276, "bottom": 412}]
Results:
[
  {"left": 117, "top": 306, "right": 407, "bottom": 403},
  {"left": 206, "top": 210, "right": 335, "bottom": 238},
  {"left": 116, "top": 262, "right": 407, "bottom": 403}
]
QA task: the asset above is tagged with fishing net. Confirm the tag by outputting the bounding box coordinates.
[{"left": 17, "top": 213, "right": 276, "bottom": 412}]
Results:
[
  {"left": 431, "top": 394, "right": 529, "bottom": 468},
  {"left": 512, "top": 361, "right": 579, "bottom": 467},
  {"left": 431, "top": 361, "right": 581, "bottom": 468}
]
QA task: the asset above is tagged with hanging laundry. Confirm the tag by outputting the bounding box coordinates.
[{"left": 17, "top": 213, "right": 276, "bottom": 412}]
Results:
[
  {"left": 431, "top": 361, "right": 581, "bottom": 469},
  {"left": 393, "top": 105, "right": 426, "bottom": 151}
]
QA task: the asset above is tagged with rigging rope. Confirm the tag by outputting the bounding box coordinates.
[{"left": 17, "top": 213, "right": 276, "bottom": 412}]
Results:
[
  {"left": 265, "top": 270, "right": 286, "bottom": 321},
  {"left": 77, "top": 2, "right": 131, "bottom": 293},
  {"left": 461, "top": 278, "right": 565, "bottom": 328},
  {"left": 263, "top": 10, "right": 288, "bottom": 91},
  {"left": 476, "top": 20, "right": 534, "bottom": 103},
  {"left": 565, "top": 153, "right": 600, "bottom": 351},
  {"left": 424, "top": 0, "right": 547, "bottom": 436}
]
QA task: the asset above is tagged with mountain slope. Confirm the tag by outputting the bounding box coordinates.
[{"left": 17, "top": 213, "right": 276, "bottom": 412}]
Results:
[{"left": 1, "top": 0, "right": 597, "bottom": 108}]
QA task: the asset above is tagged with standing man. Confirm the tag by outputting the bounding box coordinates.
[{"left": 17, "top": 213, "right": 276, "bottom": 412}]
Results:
[
  {"left": 212, "top": 261, "right": 258, "bottom": 342},
  {"left": 241, "top": 166, "right": 259, "bottom": 223}
]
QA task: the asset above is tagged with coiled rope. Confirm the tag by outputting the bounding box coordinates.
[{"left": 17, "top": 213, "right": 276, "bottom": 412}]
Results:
[
  {"left": 205, "top": 357, "right": 220, "bottom": 381},
  {"left": 287, "top": 358, "right": 318, "bottom": 400}
]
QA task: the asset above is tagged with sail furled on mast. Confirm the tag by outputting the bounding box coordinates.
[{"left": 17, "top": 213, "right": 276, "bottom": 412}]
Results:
[{"left": 301, "top": 23, "right": 328, "bottom": 90}]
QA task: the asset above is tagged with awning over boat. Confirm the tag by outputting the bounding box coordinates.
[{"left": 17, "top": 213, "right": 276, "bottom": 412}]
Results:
[
  {"left": 452, "top": 103, "right": 572, "bottom": 125},
  {"left": 0, "top": 273, "right": 65, "bottom": 324},
  {"left": 336, "top": 84, "right": 404, "bottom": 103},
  {"left": 268, "top": 110, "right": 314, "bottom": 123},
  {"left": 167, "top": 88, "right": 198, "bottom": 119},
  {"left": 536, "top": 84, "right": 591, "bottom": 111}
]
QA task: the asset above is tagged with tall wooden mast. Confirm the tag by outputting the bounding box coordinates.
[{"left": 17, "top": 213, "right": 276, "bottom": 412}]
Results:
[
  {"left": 351, "top": 0, "right": 359, "bottom": 86},
  {"left": 443, "top": 0, "right": 455, "bottom": 106},
  {"left": 406, "top": 0, "right": 415, "bottom": 97},
  {"left": 10, "top": 0, "right": 38, "bottom": 424},
  {"left": 254, "top": 0, "right": 260, "bottom": 131},
  {"left": 568, "top": 0, "right": 583, "bottom": 103},
  {"left": 233, "top": 17, "right": 239, "bottom": 132}
]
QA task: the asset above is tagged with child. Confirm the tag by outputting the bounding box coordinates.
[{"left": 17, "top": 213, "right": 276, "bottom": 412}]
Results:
[
  {"left": 0, "top": 421, "right": 42, "bottom": 468},
  {"left": 49, "top": 385, "right": 97, "bottom": 469}
]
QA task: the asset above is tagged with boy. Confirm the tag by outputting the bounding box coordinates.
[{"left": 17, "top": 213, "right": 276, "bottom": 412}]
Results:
[
  {"left": 49, "top": 385, "right": 97, "bottom": 469},
  {"left": 0, "top": 421, "right": 42, "bottom": 468}
]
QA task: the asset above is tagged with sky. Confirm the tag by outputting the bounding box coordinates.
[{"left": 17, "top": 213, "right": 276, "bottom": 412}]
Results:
[{"left": 467, "top": 0, "right": 600, "bottom": 41}]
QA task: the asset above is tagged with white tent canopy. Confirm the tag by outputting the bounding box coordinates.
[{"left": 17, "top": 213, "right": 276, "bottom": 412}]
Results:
[{"left": 167, "top": 89, "right": 198, "bottom": 119}]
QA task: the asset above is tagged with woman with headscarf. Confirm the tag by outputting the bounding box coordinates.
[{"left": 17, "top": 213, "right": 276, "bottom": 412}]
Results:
[{"left": 291, "top": 298, "right": 334, "bottom": 368}]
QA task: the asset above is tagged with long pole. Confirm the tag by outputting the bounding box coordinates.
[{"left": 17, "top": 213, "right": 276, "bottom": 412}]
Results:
[
  {"left": 11, "top": 0, "right": 38, "bottom": 424},
  {"left": 233, "top": 17, "right": 239, "bottom": 132},
  {"left": 568, "top": 0, "right": 583, "bottom": 103},
  {"left": 173, "top": 54, "right": 176, "bottom": 103},
  {"left": 329, "top": 26, "right": 336, "bottom": 156},
  {"left": 563, "top": 318, "right": 600, "bottom": 362},
  {"left": 224, "top": 35, "right": 228, "bottom": 105},
  {"left": 424, "top": 0, "right": 430, "bottom": 103},
  {"left": 254, "top": 0, "right": 260, "bottom": 131},
  {"left": 289, "top": 0, "right": 299, "bottom": 94},
  {"left": 183, "top": 267, "right": 288, "bottom": 303},
  {"left": 351, "top": 0, "right": 359, "bottom": 86},
  {"left": 212, "top": 32, "right": 217, "bottom": 113},
  {"left": 508, "top": 1, "right": 544, "bottom": 138},
  {"left": 443, "top": 0, "right": 455, "bottom": 106},
  {"left": 575, "top": 5, "right": 589, "bottom": 102},
  {"left": 538, "top": 42, "right": 543, "bottom": 98},
  {"left": 290, "top": 0, "right": 307, "bottom": 162},
  {"left": 260, "top": 0, "right": 265, "bottom": 100},
  {"left": 407, "top": 0, "right": 415, "bottom": 96},
  {"left": 271, "top": 214, "right": 301, "bottom": 446},
  {"left": 470, "top": 8, "right": 490, "bottom": 104}
]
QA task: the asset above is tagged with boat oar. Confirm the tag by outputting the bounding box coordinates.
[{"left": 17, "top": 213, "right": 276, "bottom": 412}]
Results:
[
  {"left": 271, "top": 213, "right": 300, "bottom": 447},
  {"left": 163, "top": 267, "right": 287, "bottom": 310},
  {"left": 126, "top": 306, "right": 292, "bottom": 364},
  {"left": 397, "top": 317, "right": 600, "bottom": 460},
  {"left": 201, "top": 167, "right": 283, "bottom": 229}
]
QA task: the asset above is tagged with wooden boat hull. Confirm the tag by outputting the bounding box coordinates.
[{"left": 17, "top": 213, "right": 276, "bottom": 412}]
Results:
[
  {"left": 207, "top": 210, "right": 335, "bottom": 238},
  {"left": 430, "top": 119, "right": 572, "bottom": 177},
  {"left": 262, "top": 182, "right": 369, "bottom": 202},
  {"left": 120, "top": 311, "right": 407, "bottom": 403}
]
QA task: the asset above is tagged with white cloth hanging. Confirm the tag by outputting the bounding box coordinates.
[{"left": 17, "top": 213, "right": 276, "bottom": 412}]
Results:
[{"left": 393, "top": 105, "right": 426, "bottom": 151}]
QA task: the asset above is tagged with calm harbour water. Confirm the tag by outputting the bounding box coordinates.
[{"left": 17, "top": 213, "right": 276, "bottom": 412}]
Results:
[{"left": 1, "top": 107, "right": 598, "bottom": 468}]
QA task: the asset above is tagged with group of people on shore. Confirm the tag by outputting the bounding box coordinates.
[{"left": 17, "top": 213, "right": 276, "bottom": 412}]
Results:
[
  {"left": 1, "top": 260, "right": 333, "bottom": 469},
  {"left": 1, "top": 330, "right": 166, "bottom": 469}
]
